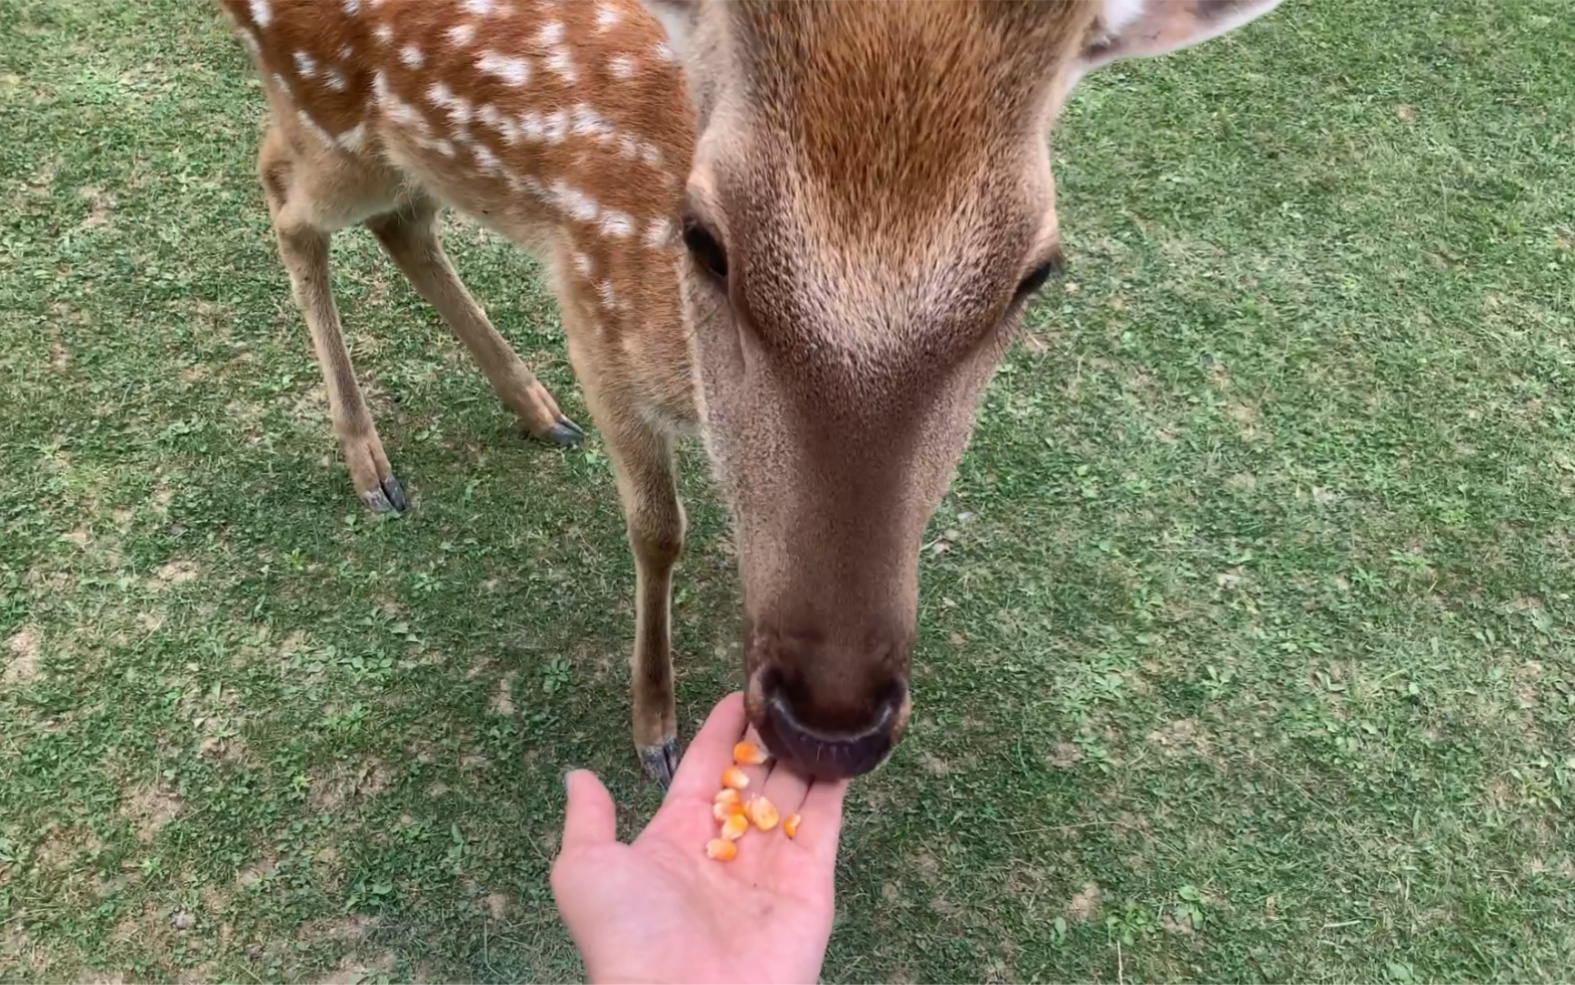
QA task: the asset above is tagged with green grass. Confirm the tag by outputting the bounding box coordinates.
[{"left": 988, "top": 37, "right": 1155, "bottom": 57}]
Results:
[{"left": 2, "top": 0, "right": 1573, "bottom": 981}]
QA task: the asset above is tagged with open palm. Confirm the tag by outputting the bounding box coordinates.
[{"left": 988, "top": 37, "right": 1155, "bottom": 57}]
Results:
[{"left": 551, "top": 693, "right": 848, "bottom": 985}]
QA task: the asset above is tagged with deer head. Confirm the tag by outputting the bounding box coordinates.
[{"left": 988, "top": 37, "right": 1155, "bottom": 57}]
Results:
[{"left": 640, "top": 0, "right": 1286, "bottom": 779}]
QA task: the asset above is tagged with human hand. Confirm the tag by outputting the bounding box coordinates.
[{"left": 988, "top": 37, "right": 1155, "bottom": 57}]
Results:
[{"left": 550, "top": 692, "right": 849, "bottom": 985}]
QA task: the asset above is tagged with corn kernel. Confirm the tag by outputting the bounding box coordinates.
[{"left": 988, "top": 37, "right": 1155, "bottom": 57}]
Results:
[
  {"left": 732, "top": 740, "right": 769, "bottom": 766},
  {"left": 721, "top": 766, "right": 750, "bottom": 790},
  {"left": 713, "top": 798, "right": 747, "bottom": 821},
  {"left": 747, "top": 795, "right": 780, "bottom": 832},
  {"left": 783, "top": 813, "right": 801, "bottom": 839},
  {"left": 705, "top": 838, "right": 737, "bottom": 861},
  {"left": 721, "top": 812, "right": 750, "bottom": 840},
  {"left": 714, "top": 788, "right": 741, "bottom": 806}
]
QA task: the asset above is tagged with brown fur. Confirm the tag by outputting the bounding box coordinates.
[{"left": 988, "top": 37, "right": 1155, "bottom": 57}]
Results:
[
  {"left": 650, "top": 0, "right": 1282, "bottom": 776},
  {"left": 219, "top": 0, "right": 1284, "bottom": 782},
  {"left": 219, "top": 0, "right": 698, "bottom": 778}
]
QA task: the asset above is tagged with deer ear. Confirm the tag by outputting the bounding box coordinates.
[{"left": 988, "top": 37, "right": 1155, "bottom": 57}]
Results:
[
  {"left": 638, "top": 0, "right": 701, "bottom": 63},
  {"left": 1079, "top": 0, "right": 1286, "bottom": 71}
]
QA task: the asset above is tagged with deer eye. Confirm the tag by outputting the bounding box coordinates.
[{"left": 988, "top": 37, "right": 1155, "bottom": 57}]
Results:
[{"left": 682, "top": 218, "right": 729, "bottom": 282}]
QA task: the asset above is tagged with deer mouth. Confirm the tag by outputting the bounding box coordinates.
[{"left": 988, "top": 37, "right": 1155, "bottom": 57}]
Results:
[{"left": 745, "top": 666, "right": 910, "bottom": 780}]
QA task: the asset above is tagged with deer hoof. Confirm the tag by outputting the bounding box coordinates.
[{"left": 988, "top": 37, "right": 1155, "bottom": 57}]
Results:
[
  {"left": 638, "top": 736, "right": 680, "bottom": 787},
  {"left": 361, "top": 475, "right": 407, "bottom": 514},
  {"left": 539, "top": 417, "right": 585, "bottom": 448}
]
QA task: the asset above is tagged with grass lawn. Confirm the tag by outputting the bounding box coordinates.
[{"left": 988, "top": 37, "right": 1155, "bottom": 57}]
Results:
[{"left": 2, "top": 0, "right": 1573, "bottom": 981}]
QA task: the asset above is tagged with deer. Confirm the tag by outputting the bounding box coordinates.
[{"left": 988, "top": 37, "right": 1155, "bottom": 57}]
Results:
[{"left": 218, "top": 0, "right": 1286, "bottom": 787}]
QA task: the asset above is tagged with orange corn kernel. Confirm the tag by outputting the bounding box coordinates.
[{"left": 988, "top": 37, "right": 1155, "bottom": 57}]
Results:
[
  {"left": 713, "top": 798, "right": 747, "bottom": 821},
  {"left": 720, "top": 812, "right": 750, "bottom": 841},
  {"left": 747, "top": 795, "right": 780, "bottom": 832},
  {"left": 721, "top": 766, "right": 750, "bottom": 790},
  {"left": 705, "top": 838, "right": 737, "bottom": 861},
  {"left": 732, "top": 740, "right": 769, "bottom": 766},
  {"left": 714, "top": 788, "right": 741, "bottom": 806},
  {"left": 783, "top": 813, "right": 801, "bottom": 840}
]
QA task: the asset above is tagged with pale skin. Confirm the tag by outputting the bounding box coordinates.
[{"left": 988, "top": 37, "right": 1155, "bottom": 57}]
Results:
[{"left": 552, "top": 692, "right": 848, "bottom": 985}]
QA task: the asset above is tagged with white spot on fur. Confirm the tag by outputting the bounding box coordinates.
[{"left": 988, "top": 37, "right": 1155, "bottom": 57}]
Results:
[
  {"left": 598, "top": 211, "right": 634, "bottom": 238},
  {"left": 271, "top": 72, "right": 293, "bottom": 98},
  {"left": 293, "top": 51, "right": 318, "bottom": 78},
  {"left": 640, "top": 143, "right": 663, "bottom": 168},
  {"left": 570, "top": 104, "right": 614, "bottom": 140},
  {"left": 541, "top": 109, "right": 568, "bottom": 144},
  {"left": 596, "top": 279, "right": 618, "bottom": 309},
  {"left": 400, "top": 44, "right": 424, "bottom": 68},
  {"left": 324, "top": 68, "right": 347, "bottom": 91},
  {"left": 596, "top": 4, "right": 620, "bottom": 31},
  {"left": 427, "top": 81, "right": 474, "bottom": 125},
  {"left": 546, "top": 178, "right": 599, "bottom": 222},
  {"left": 616, "top": 134, "right": 638, "bottom": 159},
  {"left": 544, "top": 48, "right": 576, "bottom": 85},
  {"left": 248, "top": 0, "right": 272, "bottom": 29},
  {"left": 518, "top": 110, "right": 543, "bottom": 142},
  {"left": 471, "top": 143, "right": 501, "bottom": 173},
  {"left": 538, "top": 21, "right": 564, "bottom": 45},
  {"left": 374, "top": 23, "right": 393, "bottom": 44},
  {"left": 653, "top": 41, "right": 674, "bottom": 62},
  {"left": 643, "top": 217, "right": 673, "bottom": 249},
  {"left": 342, "top": 0, "right": 361, "bottom": 15},
  {"left": 573, "top": 252, "right": 594, "bottom": 278},
  {"left": 476, "top": 51, "right": 530, "bottom": 86},
  {"left": 448, "top": 22, "right": 477, "bottom": 46},
  {"left": 339, "top": 44, "right": 354, "bottom": 59},
  {"left": 375, "top": 73, "right": 433, "bottom": 135},
  {"left": 338, "top": 121, "right": 367, "bottom": 152},
  {"left": 461, "top": 0, "right": 494, "bottom": 15},
  {"left": 609, "top": 55, "right": 636, "bottom": 78},
  {"left": 1101, "top": 0, "right": 1147, "bottom": 34}
]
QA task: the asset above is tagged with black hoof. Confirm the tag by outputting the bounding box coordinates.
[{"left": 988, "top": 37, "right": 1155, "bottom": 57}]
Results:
[
  {"left": 544, "top": 417, "right": 585, "bottom": 448},
  {"left": 382, "top": 475, "right": 407, "bottom": 512},
  {"left": 638, "top": 736, "right": 681, "bottom": 787},
  {"left": 361, "top": 476, "right": 407, "bottom": 514}
]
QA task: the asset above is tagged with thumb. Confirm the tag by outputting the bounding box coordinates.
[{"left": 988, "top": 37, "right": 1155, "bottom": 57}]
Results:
[{"left": 559, "top": 769, "right": 618, "bottom": 853}]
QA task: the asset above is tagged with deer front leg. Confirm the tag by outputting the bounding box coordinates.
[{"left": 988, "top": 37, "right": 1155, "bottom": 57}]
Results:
[{"left": 607, "top": 420, "right": 686, "bottom": 784}]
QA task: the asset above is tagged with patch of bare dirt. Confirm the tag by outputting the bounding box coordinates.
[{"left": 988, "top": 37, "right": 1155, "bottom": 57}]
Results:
[
  {"left": 4, "top": 627, "right": 41, "bottom": 684},
  {"left": 153, "top": 561, "right": 199, "bottom": 587},
  {"left": 1047, "top": 742, "right": 1083, "bottom": 769},
  {"left": 78, "top": 184, "right": 114, "bottom": 228},
  {"left": 315, "top": 953, "right": 396, "bottom": 985},
  {"left": 1147, "top": 718, "right": 1212, "bottom": 759},
  {"left": 485, "top": 891, "right": 508, "bottom": 921},
  {"left": 490, "top": 673, "right": 516, "bottom": 715},
  {"left": 1068, "top": 882, "right": 1102, "bottom": 922},
  {"left": 121, "top": 785, "right": 183, "bottom": 841},
  {"left": 309, "top": 758, "right": 390, "bottom": 812},
  {"left": 237, "top": 856, "right": 278, "bottom": 889}
]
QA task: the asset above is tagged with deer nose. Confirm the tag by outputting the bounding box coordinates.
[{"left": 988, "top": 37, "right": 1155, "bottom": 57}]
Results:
[{"left": 751, "top": 669, "right": 909, "bottom": 780}]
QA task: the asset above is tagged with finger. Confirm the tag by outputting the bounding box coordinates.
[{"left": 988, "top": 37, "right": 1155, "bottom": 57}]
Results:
[
  {"left": 759, "top": 755, "right": 812, "bottom": 820},
  {"left": 793, "top": 777, "right": 850, "bottom": 860},
  {"left": 735, "top": 723, "right": 775, "bottom": 795},
  {"left": 665, "top": 691, "right": 749, "bottom": 805},
  {"left": 559, "top": 769, "right": 618, "bottom": 853}
]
